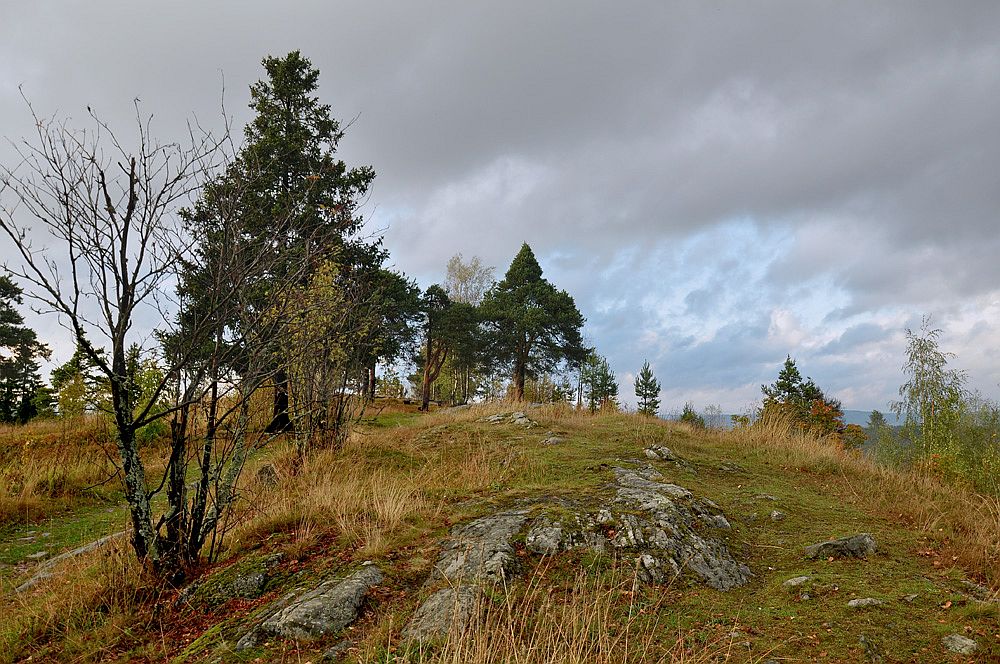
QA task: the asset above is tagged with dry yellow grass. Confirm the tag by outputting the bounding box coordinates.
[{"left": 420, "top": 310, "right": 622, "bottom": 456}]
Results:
[
  {"left": 0, "top": 537, "right": 145, "bottom": 662},
  {"left": 227, "top": 404, "right": 522, "bottom": 558},
  {"left": 360, "top": 561, "right": 745, "bottom": 664},
  {"left": 0, "top": 416, "right": 120, "bottom": 525}
]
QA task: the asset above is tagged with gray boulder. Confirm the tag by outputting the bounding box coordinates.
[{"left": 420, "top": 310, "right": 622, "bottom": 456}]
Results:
[
  {"left": 942, "top": 633, "right": 977, "bottom": 655},
  {"left": 804, "top": 533, "right": 876, "bottom": 560},
  {"left": 402, "top": 585, "right": 480, "bottom": 643},
  {"left": 236, "top": 563, "right": 382, "bottom": 649},
  {"left": 429, "top": 511, "right": 529, "bottom": 583}
]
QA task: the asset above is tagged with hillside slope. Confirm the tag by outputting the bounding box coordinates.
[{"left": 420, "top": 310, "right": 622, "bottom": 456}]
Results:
[{"left": 2, "top": 405, "right": 998, "bottom": 662}]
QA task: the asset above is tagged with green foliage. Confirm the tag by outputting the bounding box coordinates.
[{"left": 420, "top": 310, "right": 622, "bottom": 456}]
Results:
[
  {"left": 679, "top": 403, "right": 705, "bottom": 428},
  {"left": 0, "top": 275, "right": 51, "bottom": 423},
  {"left": 581, "top": 353, "right": 618, "bottom": 413},
  {"left": 633, "top": 360, "right": 661, "bottom": 416},
  {"left": 51, "top": 343, "right": 107, "bottom": 418},
  {"left": 480, "top": 244, "right": 586, "bottom": 400},
  {"left": 892, "top": 318, "right": 967, "bottom": 460},
  {"left": 761, "top": 355, "right": 843, "bottom": 435}
]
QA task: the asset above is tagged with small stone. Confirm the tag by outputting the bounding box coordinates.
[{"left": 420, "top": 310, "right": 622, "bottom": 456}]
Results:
[
  {"left": 901, "top": 593, "right": 919, "bottom": 603},
  {"left": 800, "top": 592, "right": 811, "bottom": 600},
  {"left": 25, "top": 551, "right": 49, "bottom": 561},
  {"left": 769, "top": 510, "right": 786, "bottom": 522},
  {"left": 804, "top": 533, "right": 876, "bottom": 560},
  {"left": 847, "top": 597, "right": 883, "bottom": 608},
  {"left": 941, "top": 633, "right": 977, "bottom": 655},
  {"left": 783, "top": 575, "right": 811, "bottom": 588}
]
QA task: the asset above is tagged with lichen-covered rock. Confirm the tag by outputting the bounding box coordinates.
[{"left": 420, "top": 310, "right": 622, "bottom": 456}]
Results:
[
  {"left": 236, "top": 563, "right": 382, "bottom": 649},
  {"left": 644, "top": 445, "right": 679, "bottom": 462},
  {"left": 643, "top": 445, "right": 695, "bottom": 472},
  {"left": 185, "top": 553, "right": 284, "bottom": 609},
  {"left": 429, "top": 511, "right": 529, "bottom": 583},
  {"left": 942, "top": 633, "right": 977, "bottom": 655},
  {"left": 479, "top": 412, "right": 536, "bottom": 427},
  {"left": 804, "top": 533, "right": 876, "bottom": 560},
  {"left": 517, "top": 466, "right": 749, "bottom": 590},
  {"left": 402, "top": 585, "right": 480, "bottom": 643}
]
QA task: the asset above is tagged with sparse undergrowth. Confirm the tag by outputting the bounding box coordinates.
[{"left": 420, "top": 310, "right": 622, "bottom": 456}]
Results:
[{"left": 1, "top": 402, "right": 998, "bottom": 662}]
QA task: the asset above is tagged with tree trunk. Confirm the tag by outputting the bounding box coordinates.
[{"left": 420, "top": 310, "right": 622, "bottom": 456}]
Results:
[
  {"left": 512, "top": 356, "right": 526, "bottom": 401},
  {"left": 420, "top": 349, "right": 433, "bottom": 412},
  {"left": 267, "top": 367, "right": 292, "bottom": 432},
  {"left": 110, "top": 368, "right": 157, "bottom": 566},
  {"left": 368, "top": 361, "right": 377, "bottom": 401}
]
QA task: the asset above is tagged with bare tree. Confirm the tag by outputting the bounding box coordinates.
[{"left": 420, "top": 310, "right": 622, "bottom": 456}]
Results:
[{"left": 0, "top": 100, "right": 302, "bottom": 578}]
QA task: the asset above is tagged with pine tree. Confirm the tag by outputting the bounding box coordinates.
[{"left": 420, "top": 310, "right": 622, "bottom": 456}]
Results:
[
  {"left": 582, "top": 353, "right": 618, "bottom": 413},
  {"left": 680, "top": 402, "right": 706, "bottom": 428},
  {"left": 634, "top": 360, "right": 661, "bottom": 416},
  {"left": 480, "top": 244, "right": 586, "bottom": 400},
  {"left": 0, "top": 275, "right": 50, "bottom": 423},
  {"left": 178, "top": 51, "right": 380, "bottom": 432},
  {"left": 761, "top": 355, "right": 843, "bottom": 434}
]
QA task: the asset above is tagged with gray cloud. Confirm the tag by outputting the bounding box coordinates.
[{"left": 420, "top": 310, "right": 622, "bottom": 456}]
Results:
[{"left": 2, "top": 2, "right": 1000, "bottom": 410}]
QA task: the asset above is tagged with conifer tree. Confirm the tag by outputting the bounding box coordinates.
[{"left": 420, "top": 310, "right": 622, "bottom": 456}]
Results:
[
  {"left": 179, "top": 50, "right": 379, "bottom": 433},
  {"left": 634, "top": 360, "right": 661, "bottom": 416},
  {"left": 0, "top": 275, "right": 50, "bottom": 423},
  {"left": 481, "top": 243, "right": 585, "bottom": 400},
  {"left": 582, "top": 352, "right": 618, "bottom": 412}
]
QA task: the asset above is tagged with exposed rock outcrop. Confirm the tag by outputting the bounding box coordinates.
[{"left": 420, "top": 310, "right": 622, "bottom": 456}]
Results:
[
  {"left": 402, "top": 585, "right": 480, "bottom": 643},
  {"left": 236, "top": 563, "right": 382, "bottom": 650},
  {"left": 428, "top": 510, "right": 529, "bottom": 584}
]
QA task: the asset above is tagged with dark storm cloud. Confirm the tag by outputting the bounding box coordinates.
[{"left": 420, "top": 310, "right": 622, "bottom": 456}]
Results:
[{"left": 2, "top": 1, "right": 999, "bottom": 409}]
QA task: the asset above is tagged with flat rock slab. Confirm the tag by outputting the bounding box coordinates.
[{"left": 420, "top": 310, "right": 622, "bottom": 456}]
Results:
[
  {"left": 236, "top": 563, "right": 382, "bottom": 649},
  {"left": 402, "top": 585, "right": 480, "bottom": 643},
  {"left": 804, "top": 533, "right": 876, "bottom": 560},
  {"left": 942, "top": 633, "right": 977, "bottom": 655},
  {"left": 429, "top": 511, "right": 529, "bottom": 583}
]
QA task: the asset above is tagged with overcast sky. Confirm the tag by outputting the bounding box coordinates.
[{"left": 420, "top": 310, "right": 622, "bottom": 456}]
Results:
[{"left": 2, "top": 1, "right": 999, "bottom": 412}]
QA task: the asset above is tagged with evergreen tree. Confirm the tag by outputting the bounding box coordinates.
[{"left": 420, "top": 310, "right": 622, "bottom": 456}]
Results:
[
  {"left": 679, "top": 403, "right": 706, "bottom": 428},
  {"left": 481, "top": 244, "right": 586, "bottom": 400},
  {"left": 178, "top": 51, "right": 379, "bottom": 433},
  {"left": 51, "top": 343, "right": 107, "bottom": 417},
  {"left": 761, "top": 355, "right": 844, "bottom": 434},
  {"left": 634, "top": 360, "right": 661, "bottom": 416},
  {"left": 581, "top": 353, "right": 618, "bottom": 413},
  {"left": 0, "top": 275, "right": 50, "bottom": 423}
]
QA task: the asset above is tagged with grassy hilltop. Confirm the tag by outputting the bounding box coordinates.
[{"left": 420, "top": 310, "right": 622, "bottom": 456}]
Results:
[{"left": 1, "top": 403, "right": 998, "bottom": 663}]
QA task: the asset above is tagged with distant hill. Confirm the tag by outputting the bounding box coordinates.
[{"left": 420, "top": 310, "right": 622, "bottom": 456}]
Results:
[{"left": 842, "top": 409, "right": 902, "bottom": 427}]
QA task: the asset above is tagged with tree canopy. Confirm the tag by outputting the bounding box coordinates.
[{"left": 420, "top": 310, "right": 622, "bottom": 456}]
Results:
[{"left": 481, "top": 243, "right": 586, "bottom": 401}]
